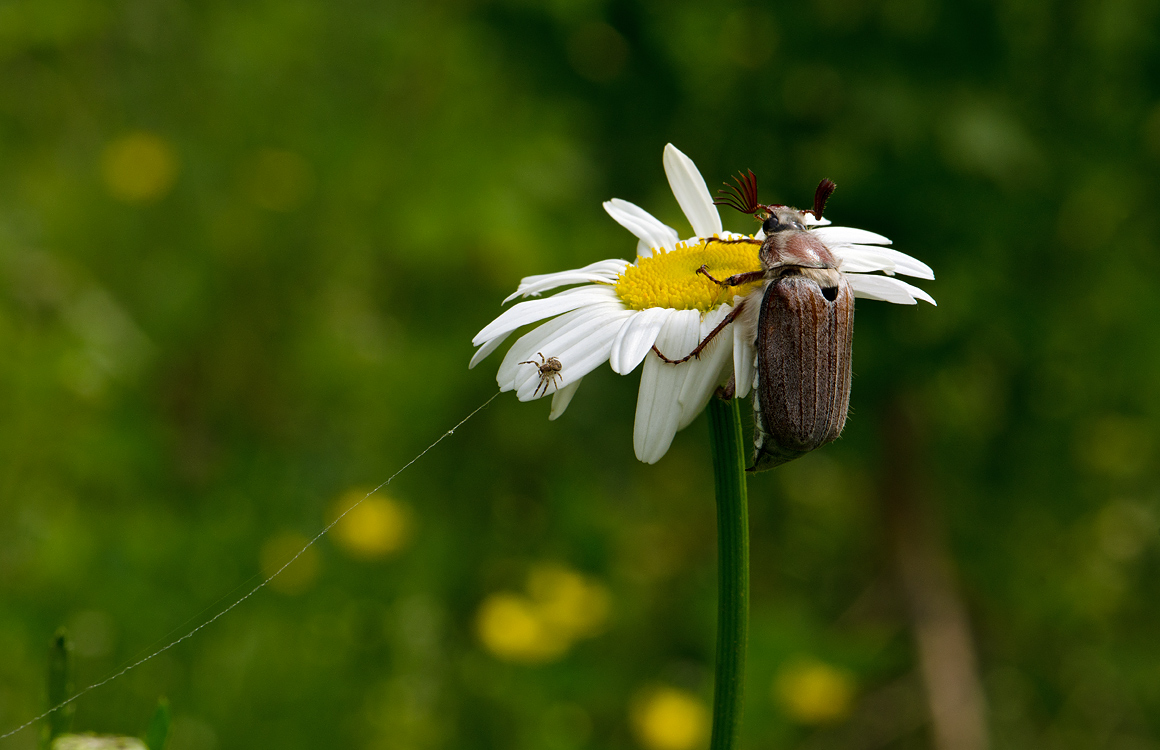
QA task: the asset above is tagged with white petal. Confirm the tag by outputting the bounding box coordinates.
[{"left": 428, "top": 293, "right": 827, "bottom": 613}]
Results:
[
  {"left": 497, "top": 304, "right": 616, "bottom": 388},
  {"left": 663, "top": 144, "right": 723, "bottom": 238},
  {"left": 504, "top": 260, "right": 629, "bottom": 302},
  {"left": 502, "top": 273, "right": 617, "bottom": 303},
  {"left": 881, "top": 249, "right": 935, "bottom": 280},
  {"left": 845, "top": 245, "right": 934, "bottom": 279},
  {"left": 604, "top": 199, "right": 680, "bottom": 254},
  {"left": 549, "top": 377, "right": 582, "bottom": 420},
  {"left": 845, "top": 274, "right": 936, "bottom": 306},
  {"left": 506, "top": 304, "right": 632, "bottom": 400},
  {"left": 518, "top": 309, "right": 631, "bottom": 398},
  {"left": 834, "top": 248, "right": 897, "bottom": 275},
  {"left": 732, "top": 294, "right": 760, "bottom": 399},
  {"left": 676, "top": 305, "right": 735, "bottom": 430},
  {"left": 609, "top": 307, "right": 673, "bottom": 375},
  {"left": 813, "top": 226, "right": 891, "bottom": 246},
  {"left": 473, "top": 286, "right": 619, "bottom": 345},
  {"left": 521, "top": 259, "right": 629, "bottom": 284},
  {"left": 802, "top": 214, "right": 831, "bottom": 226},
  {"left": 896, "top": 278, "right": 936, "bottom": 305},
  {"left": 833, "top": 245, "right": 935, "bottom": 280},
  {"left": 633, "top": 309, "right": 701, "bottom": 464},
  {"left": 469, "top": 331, "right": 511, "bottom": 369}
]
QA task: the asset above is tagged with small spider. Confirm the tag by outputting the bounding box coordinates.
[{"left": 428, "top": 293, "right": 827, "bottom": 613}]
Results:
[{"left": 519, "top": 353, "right": 563, "bottom": 397}]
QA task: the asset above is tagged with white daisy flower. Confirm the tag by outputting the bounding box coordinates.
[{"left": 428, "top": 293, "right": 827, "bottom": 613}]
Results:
[{"left": 470, "top": 144, "right": 934, "bottom": 464}]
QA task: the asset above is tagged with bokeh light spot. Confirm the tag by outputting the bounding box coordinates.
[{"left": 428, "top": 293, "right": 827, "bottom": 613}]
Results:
[
  {"left": 475, "top": 592, "right": 569, "bottom": 663},
  {"left": 243, "top": 148, "right": 314, "bottom": 212},
  {"left": 330, "top": 490, "right": 413, "bottom": 560},
  {"left": 1096, "top": 500, "right": 1157, "bottom": 562},
  {"left": 260, "top": 531, "right": 320, "bottom": 595},
  {"left": 53, "top": 735, "right": 148, "bottom": 749},
  {"left": 475, "top": 563, "right": 611, "bottom": 664},
  {"left": 527, "top": 563, "right": 610, "bottom": 641},
  {"left": 773, "top": 658, "right": 856, "bottom": 725},
  {"left": 100, "top": 132, "right": 179, "bottom": 203},
  {"left": 630, "top": 685, "right": 709, "bottom": 750},
  {"left": 1077, "top": 415, "right": 1153, "bottom": 478}
]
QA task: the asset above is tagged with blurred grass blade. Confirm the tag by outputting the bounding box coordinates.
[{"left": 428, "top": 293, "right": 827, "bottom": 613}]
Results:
[
  {"left": 45, "top": 628, "right": 74, "bottom": 745},
  {"left": 145, "top": 699, "right": 170, "bottom": 750}
]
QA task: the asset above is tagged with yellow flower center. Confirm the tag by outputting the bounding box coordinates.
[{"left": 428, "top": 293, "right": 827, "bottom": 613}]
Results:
[{"left": 614, "top": 238, "right": 764, "bottom": 312}]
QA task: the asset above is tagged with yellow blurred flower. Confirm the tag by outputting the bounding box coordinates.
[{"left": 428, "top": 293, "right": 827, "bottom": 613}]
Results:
[
  {"left": 630, "top": 685, "right": 709, "bottom": 750},
  {"left": 475, "top": 592, "right": 570, "bottom": 663},
  {"left": 475, "top": 563, "right": 611, "bottom": 664},
  {"left": 330, "top": 490, "right": 412, "bottom": 560},
  {"left": 773, "top": 658, "right": 856, "bottom": 725},
  {"left": 100, "top": 132, "right": 179, "bottom": 203},
  {"left": 260, "top": 530, "right": 320, "bottom": 595},
  {"left": 527, "top": 563, "right": 611, "bottom": 640}
]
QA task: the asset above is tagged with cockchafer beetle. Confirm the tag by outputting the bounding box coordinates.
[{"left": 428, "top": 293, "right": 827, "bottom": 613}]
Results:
[{"left": 652, "top": 172, "right": 852, "bottom": 471}]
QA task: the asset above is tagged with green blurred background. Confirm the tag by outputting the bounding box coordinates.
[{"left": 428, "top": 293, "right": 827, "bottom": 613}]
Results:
[{"left": 1, "top": 0, "right": 1158, "bottom": 748}]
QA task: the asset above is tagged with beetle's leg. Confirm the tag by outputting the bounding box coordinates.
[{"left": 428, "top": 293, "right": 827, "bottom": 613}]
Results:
[
  {"left": 652, "top": 300, "right": 746, "bottom": 365},
  {"left": 697, "top": 265, "right": 766, "bottom": 288},
  {"left": 706, "top": 237, "right": 762, "bottom": 246},
  {"left": 716, "top": 374, "right": 736, "bottom": 401},
  {"left": 696, "top": 265, "right": 725, "bottom": 285}
]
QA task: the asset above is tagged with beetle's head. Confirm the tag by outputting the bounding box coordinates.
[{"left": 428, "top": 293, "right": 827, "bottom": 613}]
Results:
[{"left": 761, "top": 207, "right": 808, "bottom": 235}]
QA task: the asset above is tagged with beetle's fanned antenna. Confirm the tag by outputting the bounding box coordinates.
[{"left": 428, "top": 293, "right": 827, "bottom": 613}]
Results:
[
  {"left": 714, "top": 169, "right": 760, "bottom": 215},
  {"left": 808, "top": 178, "right": 837, "bottom": 220}
]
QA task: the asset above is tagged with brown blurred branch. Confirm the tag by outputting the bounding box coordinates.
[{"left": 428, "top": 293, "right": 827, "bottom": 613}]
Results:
[{"left": 879, "top": 398, "right": 989, "bottom": 750}]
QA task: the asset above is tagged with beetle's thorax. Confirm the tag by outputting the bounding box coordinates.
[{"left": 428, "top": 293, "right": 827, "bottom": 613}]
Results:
[{"left": 758, "top": 207, "right": 838, "bottom": 273}]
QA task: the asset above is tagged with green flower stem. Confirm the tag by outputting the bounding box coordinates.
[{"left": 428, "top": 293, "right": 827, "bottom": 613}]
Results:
[{"left": 706, "top": 396, "right": 750, "bottom": 750}]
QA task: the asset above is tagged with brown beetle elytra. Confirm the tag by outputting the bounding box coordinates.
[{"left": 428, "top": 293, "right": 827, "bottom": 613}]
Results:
[{"left": 750, "top": 267, "right": 852, "bottom": 470}]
